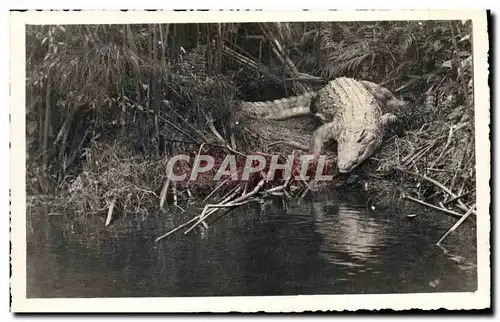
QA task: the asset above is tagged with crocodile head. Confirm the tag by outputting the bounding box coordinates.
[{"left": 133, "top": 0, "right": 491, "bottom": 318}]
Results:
[{"left": 336, "top": 128, "right": 383, "bottom": 173}]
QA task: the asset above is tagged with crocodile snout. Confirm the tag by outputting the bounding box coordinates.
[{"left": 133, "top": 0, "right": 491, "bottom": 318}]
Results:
[
  {"left": 337, "top": 136, "right": 381, "bottom": 173},
  {"left": 337, "top": 159, "right": 358, "bottom": 174}
]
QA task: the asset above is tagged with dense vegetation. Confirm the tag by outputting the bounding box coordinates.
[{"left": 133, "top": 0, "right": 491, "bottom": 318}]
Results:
[{"left": 26, "top": 21, "right": 476, "bottom": 237}]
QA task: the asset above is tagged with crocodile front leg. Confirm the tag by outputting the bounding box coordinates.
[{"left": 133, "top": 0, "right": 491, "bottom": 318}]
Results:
[
  {"left": 312, "top": 122, "right": 339, "bottom": 156},
  {"left": 380, "top": 113, "right": 398, "bottom": 125}
]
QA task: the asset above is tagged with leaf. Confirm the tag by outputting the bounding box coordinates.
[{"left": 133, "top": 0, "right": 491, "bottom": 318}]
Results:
[
  {"left": 458, "top": 34, "right": 470, "bottom": 42},
  {"left": 441, "top": 60, "right": 452, "bottom": 68},
  {"left": 458, "top": 56, "right": 472, "bottom": 76},
  {"left": 432, "top": 40, "right": 443, "bottom": 52},
  {"left": 27, "top": 121, "right": 38, "bottom": 135}
]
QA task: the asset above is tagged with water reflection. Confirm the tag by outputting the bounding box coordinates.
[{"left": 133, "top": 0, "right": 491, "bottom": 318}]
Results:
[
  {"left": 26, "top": 193, "right": 477, "bottom": 298},
  {"left": 313, "top": 203, "right": 389, "bottom": 267}
]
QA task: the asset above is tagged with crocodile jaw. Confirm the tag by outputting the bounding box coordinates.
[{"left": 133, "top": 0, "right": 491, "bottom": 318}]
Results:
[{"left": 337, "top": 136, "right": 382, "bottom": 173}]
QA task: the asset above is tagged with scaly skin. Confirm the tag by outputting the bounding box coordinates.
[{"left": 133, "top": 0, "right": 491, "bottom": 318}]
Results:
[
  {"left": 241, "top": 92, "right": 316, "bottom": 120},
  {"left": 311, "top": 77, "right": 401, "bottom": 173},
  {"left": 240, "top": 77, "right": 405, "bottom": 173}
]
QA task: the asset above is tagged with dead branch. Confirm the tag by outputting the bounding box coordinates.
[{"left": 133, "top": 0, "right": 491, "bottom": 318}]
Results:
[
  {"left": 159, "top": 177, "right": 171, "bottom": 208},
  {"left": 105, "top": 198, "right": 117, "bottom": 226},
  {"left": 429, "top": 125, "right": 454, "bottom": 168},
  {"left": 402, "top": 194, "right": 463, "bottom": 219},
  {"left": 402, "top": 170, "right": 477, "bottom": 216},
  {"left": 436, "top": 203, "right": 476, "bottom": 245}
]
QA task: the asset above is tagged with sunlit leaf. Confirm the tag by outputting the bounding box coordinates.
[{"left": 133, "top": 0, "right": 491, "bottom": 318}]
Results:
[
  {"left": 458, "top": 34, "right": 470, "bottom": 42},
  {"left": 441, "top": 60, "right": 452, "bottom": 68},
  {"left": 432, "top": 39, "right": 443, "bottom": 52}
]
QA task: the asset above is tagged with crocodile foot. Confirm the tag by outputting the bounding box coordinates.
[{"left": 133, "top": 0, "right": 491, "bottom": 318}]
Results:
[{"left": 381, "top": 113, "right": 405, "bottom": 137}]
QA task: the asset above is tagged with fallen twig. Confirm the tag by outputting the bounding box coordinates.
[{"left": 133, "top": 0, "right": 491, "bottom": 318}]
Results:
[
  {"left": 430, "top": 125, "right": 454, "bottom": 168},
  {"left": 184, "top": 184, "right": 246, "bottom": 234},
  {"left": 402, "top": 170, "right": 477, "bottom": 216},
  {"left": 436, "top": 203, "right": 476, "bottom": 246},
  {"left": 259, "top": 22, "right": 310, "bottom": 94},
  {"left": 202, "top": 177, "right": 232, "bottom": 202},
  {"left": 161, "top": 100, "right": 209, "bottom": 143},
  {"left": 265, "top": 183, "right": 287, "bottom": 194},
  {"left": 186, "top": 143, "right": 207, "bottom": 193},
  {"left": 402, "top": 141, "right": 435, "bottom": 167},
  {"left": 206, "top": 120, "right": 246, "bottom": 157},
  {"left": 199, "top": 179, "right": 267, "bottom": 225},
  {"left": 443, "top": 189, "right": 475, "bottom": 205},
  {"left": 155, "top": 215, "right": 200, "bottom": 242},
  {"left": 222, "top": 44, "right": 283, "bottom": 85},
  {"left": 105, "top": 198, "right": 117, "bottom": 226},
  {"left": 172, "top": 181, "right": 178, "bottom": 206},
  {"left": 155, "top": 185, "right": 244, "bottom": 242},
  {"left": 402, "top": 194, "right": 463, "bottom": 219},
  {"left": 159, "top": 177, "right": 171, "bottom": 208},
  {"left": 448, "top": 139, "right": 469, "bottom": 202}
]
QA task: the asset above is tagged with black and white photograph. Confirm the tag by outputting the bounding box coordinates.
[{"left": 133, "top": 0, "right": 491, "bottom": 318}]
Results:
[{"left": 10, "top": 10, "right": 490, "bottom": 312}]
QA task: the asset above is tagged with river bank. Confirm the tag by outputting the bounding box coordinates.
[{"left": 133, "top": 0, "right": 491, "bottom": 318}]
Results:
[{"left": 26, "top": 21, "right": 476, "bottom": 244}]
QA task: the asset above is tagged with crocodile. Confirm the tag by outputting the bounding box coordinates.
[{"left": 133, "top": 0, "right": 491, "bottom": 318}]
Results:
[
  {"left": 241, "top": 77, "right": 406, "bottom": 173},
  {"left": 240, "top": 92, "right": 316, "bottom": 120}
]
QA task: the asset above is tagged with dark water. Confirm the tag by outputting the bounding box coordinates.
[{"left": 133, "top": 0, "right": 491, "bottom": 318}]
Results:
[{"left": 26, "top": 191, "right": 477, "bottom": 298}]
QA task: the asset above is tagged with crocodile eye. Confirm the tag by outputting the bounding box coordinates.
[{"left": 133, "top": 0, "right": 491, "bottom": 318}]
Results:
[{"left": 357, "top": 129, "right": 366, "bottom": 143}]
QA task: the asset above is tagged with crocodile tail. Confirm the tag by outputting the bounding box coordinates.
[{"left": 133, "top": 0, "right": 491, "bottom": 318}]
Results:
[{"left": 241, "top": 92, "right": 316, "bottom": 120}]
